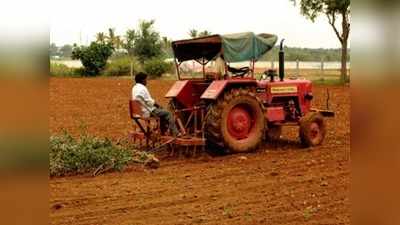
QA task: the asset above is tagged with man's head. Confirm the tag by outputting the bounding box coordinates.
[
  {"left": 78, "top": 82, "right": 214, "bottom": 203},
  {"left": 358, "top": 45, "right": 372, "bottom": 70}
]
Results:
[{"left": 135, "top": 72, "right": 148, "bottom": 85}]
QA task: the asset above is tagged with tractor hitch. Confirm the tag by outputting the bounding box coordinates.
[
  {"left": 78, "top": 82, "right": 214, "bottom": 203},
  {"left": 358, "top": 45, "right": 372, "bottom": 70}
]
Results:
[
  {"left": 311, "top": 88, "right": 335, "bottom": 117},
  {"left": 310, "top": 109, "right": 335, "bottom": 117}
]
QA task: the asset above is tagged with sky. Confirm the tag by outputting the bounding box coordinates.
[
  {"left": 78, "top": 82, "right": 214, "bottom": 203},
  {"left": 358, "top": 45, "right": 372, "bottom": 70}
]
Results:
[{"left": 50, "top": 0, "right": 343, "bottom": 49}]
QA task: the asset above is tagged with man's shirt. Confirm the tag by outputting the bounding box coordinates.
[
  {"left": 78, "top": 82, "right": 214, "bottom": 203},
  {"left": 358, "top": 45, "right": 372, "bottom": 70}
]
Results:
[{"left": 131, "top": 83, "right": 156, "bottom": 117}]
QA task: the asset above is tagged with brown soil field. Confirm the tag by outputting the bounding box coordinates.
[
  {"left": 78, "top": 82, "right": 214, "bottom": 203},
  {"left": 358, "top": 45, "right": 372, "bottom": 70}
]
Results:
[{"left": 50, "top": 77, "right": 350, "bottom": 225}]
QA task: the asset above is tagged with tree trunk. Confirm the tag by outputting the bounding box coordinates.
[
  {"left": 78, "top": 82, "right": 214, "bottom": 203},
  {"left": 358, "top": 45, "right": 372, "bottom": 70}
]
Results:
[
  {"left": 130, "top": 61, "right": 134, "bottom": 78},
  {"left": 341, "top": 40, "right": 348, "bottom": 82},
  {"left": 341, "top": 11, "right": 350, "bottom": 83}
]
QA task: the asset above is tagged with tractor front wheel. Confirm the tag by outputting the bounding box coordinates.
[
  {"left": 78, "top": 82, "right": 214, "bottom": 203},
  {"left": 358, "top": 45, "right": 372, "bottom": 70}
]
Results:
[
  {"left": 299, "top": 112, "right": 326, "bottom": 147},
  {"left": 205, "top": 88, "right": 265, "bottom": 153}
]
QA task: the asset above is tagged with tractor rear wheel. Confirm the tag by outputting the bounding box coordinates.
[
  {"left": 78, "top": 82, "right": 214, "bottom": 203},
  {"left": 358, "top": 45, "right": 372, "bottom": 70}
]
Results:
[
  {"left": 299, "top": 112, "right": 326, "bottom": 147},
  {"left": 205, "top": 88, "right": 265, "bottom": 153}
]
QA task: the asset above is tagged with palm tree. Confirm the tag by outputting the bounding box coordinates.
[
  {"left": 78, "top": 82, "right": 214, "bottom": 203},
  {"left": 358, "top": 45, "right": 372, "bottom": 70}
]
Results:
[
  {"left": 125, "top": 29, "right": 136, "bottom": 42},
  {"left": 199, "top": 30, "right": 212, "bottom": 37},
  {"left": 123, "top": 29, "right": 136, "bottom": 57},
  {"left": 161, "top": 36, "right": 171, "bottom": 49},
  {"left": 161, "top": 36, "right": 172, "bottom": 57},
  {"left": 107, "top": 28, "right": 117, "bottom": 47},
  {"left": 114, "top": 36, "right": 122, "bottom": 49},
  {"left": 134, "top": 20, "right": 162, "bottom": 62},
  {"left": 138, "top": 20, "right": 155, "bottom": 37},
  {"left": 188, "top": 29, "right": 198, "bottom": 38},
  {"left": 103, "top": 28, "right": 124, "bottom": 50},
  {"left": 162, "top": 36, "right": 169, "bottom": 46},
  {"left": 96, "top": 32, "right": 106, "bottom": 43}
]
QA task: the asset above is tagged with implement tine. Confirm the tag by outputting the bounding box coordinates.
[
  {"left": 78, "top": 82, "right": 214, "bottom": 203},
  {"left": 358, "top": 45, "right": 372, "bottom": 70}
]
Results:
[{"left": 147, "top": 137, "right": 176, "bottom": 154}]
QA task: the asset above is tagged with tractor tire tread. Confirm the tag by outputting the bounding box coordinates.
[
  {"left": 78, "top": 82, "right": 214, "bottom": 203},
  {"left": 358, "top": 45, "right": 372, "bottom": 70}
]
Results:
[{"left": 205, "top": 87, "right": 265, "bottom": 153}]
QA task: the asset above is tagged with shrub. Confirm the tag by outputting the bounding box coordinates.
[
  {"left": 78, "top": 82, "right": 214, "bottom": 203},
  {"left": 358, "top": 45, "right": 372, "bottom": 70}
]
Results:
[
  {"left": 50, "top": 63, "right": 81, "bottom": 77},
  {"left": 72, "top": 42, "right": 114, "bottom": 76},
  {"left": 50, "top": 131, "right": 157, "bottom": 176},
  {"left": 103, "top": 56, "right": 141, "bottom": 76},
  {"left": 143, "top": 58, "right": 173, "bottom": 77}
]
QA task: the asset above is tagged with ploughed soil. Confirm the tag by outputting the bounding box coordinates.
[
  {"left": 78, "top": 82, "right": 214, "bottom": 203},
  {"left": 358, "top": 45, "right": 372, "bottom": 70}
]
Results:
[{"left": 50, "top": 77, "right": 350, "bottom": 225}]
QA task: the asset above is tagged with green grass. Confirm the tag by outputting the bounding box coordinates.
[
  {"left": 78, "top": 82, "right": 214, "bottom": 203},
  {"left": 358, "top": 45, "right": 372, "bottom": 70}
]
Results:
[
  {"left": 50, "top": 63, "right": 82, "bottom": 77},
  {"left": 50, "top": 67, "right": 349, "bottom": 86}
]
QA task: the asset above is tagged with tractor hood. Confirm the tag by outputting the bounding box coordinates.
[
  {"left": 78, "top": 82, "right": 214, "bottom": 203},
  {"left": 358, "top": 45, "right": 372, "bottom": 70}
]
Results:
[{"left": 172, "top": 32, "right": 278, "bottom": 63}]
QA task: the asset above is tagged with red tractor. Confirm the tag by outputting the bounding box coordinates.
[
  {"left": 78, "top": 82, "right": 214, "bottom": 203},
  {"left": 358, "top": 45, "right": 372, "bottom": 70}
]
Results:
[{"left": 129, "top": 32, "right": 334, "bottom": 154}]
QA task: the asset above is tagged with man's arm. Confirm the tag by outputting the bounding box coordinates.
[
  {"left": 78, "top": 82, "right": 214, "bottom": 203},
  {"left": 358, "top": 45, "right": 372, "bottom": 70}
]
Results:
[
  {"left": 135, "top": 95, "right": 156, "bottom": 115},
  {"left": 141, "top": 88, "right": 156, "bottom": 108}
]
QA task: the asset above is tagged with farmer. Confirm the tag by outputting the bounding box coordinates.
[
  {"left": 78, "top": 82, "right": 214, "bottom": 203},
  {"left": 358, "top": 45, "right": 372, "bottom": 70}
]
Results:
[
  {"left": 132, "top": 72, "right": 180, "bottom": 137},
  {"left": 215, "top": 56, "right": 226, "bottom": 79}
]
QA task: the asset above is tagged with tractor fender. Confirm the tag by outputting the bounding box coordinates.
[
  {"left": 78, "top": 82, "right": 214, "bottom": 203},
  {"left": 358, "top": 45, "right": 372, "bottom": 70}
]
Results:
[{"left": 200, "top": 79, "right": 257, "bottom": 100}]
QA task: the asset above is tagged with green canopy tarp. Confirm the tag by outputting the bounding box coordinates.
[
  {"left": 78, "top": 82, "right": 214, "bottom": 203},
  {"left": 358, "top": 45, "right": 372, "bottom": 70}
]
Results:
[
  {"left": 222, "top": 32, "right": 278, "bottom": 62},
  {"left": 172, "top": 32, "right": 278, "bottom": 63}
]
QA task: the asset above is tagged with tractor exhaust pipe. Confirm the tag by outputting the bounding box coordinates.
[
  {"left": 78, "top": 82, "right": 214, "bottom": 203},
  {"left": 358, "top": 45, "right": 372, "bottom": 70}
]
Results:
[{"left": 279, "top": 39, "right": 285, "bottom": 81}]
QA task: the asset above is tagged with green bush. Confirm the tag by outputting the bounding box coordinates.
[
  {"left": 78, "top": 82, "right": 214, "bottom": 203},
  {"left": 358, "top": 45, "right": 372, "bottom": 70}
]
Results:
[
  {"left": 103, "top": 57, "right": 141, "bottom": 76},
  {"left": 72, "top": 42, "right": 114, "bottom": 76},
  {"left": 49, "top": 131, "right": 157, "bottom": 176},
  {"left": 50, "top": 63, "right": 81, "bottom": 77},
  {"left": 50, "top": 132, "right": 130, "bottom": 176},
  {"left": 143, "top": 58, "right": 173, "bottom": 77}
]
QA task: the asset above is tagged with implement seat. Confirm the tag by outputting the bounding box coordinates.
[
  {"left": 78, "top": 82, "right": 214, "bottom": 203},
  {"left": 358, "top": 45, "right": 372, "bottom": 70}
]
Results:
[{"left": 129, "top": 100, "right": 160, "bottom": 148}]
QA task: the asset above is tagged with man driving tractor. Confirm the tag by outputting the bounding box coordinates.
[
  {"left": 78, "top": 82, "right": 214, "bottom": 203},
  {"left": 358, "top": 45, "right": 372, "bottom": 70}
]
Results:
[{"left": 131, "top": 72, "right": 180, "bottom": 137}]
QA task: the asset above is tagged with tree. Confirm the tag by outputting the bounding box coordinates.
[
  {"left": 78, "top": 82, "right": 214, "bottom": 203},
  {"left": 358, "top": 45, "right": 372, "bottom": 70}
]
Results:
[
  {"left": 123, "top": 29, "right": 136, "bottom": 57},
  {"left": 291, "top": 0, "right": 350, "bottom": 82},
  {"left": 96, "top": 32, "right": 106, "bottom": 44},
  {"left": 105, "top": 28, "right": 123, "bottom": 50},
  {"left": 71, "top": 42, "right": 114, "bottom": 76},
  {"left": 49, "top": 43, "right": 59, "bottom": 57},
  {"left": 114, "top": 36, "right": 123, "bottom": 49},
  {"left": 188, "top": 29, "right": 198, "bottom": 38},
  {"left": 60, "top": 44, "right": 73, "bottom": 58},
  {"left": 161, "top": 36, "right": 172, "bottom": 57},
  {"left": 107, "top": 28, "right": 116, "bottom": 45},
  {"left": 161, "top": 36, "right": 170, "bottom": 48},
  {"left": 199, "top": 30, "right": 212, "bottom": 37},
  {"left": 133, "top": 20, "right": 162, "bottom": 62},
  {"left": 119, "top": 29, "right": 139, "bottom": 77}
]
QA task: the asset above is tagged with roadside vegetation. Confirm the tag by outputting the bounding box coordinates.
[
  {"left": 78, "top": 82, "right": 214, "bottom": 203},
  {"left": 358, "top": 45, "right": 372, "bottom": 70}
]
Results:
[
  {"left": 50, "top": 63, "right": 82, "bottom": 77},
  {"left": 50, "top": 20, "right": 349, "bottom": 79},
  {"left": 102, "top": 56, "right": 141, "bottom": 76},
  {"left": 50, "top": 20, "right": 173, "bottom": 78},
  {"left": 261, "top": 47, "right": 349, "bottom": 62}
]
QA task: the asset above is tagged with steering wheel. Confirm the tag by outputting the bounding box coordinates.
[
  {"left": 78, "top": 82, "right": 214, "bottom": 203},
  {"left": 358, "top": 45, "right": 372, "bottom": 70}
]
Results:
[{"left": 229, "top": 66, "right": 251, "bottom": 78}]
